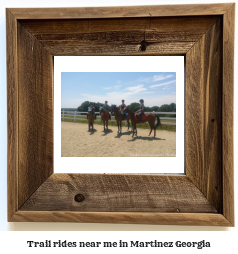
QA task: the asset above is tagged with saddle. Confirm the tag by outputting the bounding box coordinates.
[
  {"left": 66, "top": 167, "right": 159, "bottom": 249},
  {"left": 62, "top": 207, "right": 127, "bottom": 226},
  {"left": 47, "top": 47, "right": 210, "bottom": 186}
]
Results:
[
  {"left": 134, "top": 113, "right": 146, "bottom": 120},
  {"left": 120, "top": 111, "right": 128, "bottom": 120}
]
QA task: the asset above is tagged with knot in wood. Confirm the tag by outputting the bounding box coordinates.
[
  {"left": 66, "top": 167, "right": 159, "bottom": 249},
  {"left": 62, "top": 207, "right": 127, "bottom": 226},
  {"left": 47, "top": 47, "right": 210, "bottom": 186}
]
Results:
[
  {"left": 140, "top": 40, "right": 147, "bottom": 51},
  {"left": 74, "top": 193, "right": 85, "bottom": 202}
]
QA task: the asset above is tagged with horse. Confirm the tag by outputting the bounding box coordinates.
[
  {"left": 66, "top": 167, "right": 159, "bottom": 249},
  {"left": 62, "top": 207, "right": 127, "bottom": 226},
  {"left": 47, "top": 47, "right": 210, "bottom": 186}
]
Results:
[
  {"left": 122, "top": 106, "right": 161, "bottom": 138},
  {"left": 99, "top": 107, "right": 109, "bottom": 131},
  {"left": 111, "top": 104, "right": 130, "bottom": 133},
  {"left": 87, "top": 107, "right": 95, "bottom": 131}
]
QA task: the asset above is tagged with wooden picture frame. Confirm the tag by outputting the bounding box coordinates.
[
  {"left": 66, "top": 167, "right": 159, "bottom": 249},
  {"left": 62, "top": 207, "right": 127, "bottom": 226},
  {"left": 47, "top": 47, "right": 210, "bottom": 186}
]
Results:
[{"left": 7, "top": 3, "right": 234, "bottom": 226}]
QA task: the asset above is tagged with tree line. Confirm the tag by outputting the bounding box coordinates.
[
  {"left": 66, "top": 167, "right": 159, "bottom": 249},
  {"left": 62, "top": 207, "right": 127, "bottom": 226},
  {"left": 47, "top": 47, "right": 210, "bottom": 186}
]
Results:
[{"left": 77, "top": 101, "right": 176, "bottom": 117}]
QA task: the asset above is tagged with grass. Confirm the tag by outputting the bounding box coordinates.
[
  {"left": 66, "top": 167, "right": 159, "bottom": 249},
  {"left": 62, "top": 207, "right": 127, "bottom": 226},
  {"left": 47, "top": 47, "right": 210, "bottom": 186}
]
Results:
[{"left": 61, "top": 118, "right": 176, "bottom": 132}]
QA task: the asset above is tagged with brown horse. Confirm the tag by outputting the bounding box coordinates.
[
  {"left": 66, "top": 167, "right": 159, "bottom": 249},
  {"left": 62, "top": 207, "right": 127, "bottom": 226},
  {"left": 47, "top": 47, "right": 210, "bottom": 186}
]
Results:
[
  {"left": 111, "top": 104, "right": 130, "bottom": 133},
  {"left": 123, "top": 106, "right": 161, "bottom": 138},
  {"left": 87, "top": 108, "right": 95, "bottom": 131},
  {"left": 99, "top": 107, "right": 109, "bottom": 131}
]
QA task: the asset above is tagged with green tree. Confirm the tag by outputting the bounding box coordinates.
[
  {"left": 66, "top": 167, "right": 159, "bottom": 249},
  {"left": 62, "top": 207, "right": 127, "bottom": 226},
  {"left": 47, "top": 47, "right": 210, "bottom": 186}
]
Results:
[
  {"left": 170, "top": 103, "right": 176, "bottom": 112},
  {"left": 128, "top": 102, "right": 140, "bottom": 112},
  {"left": 94, "top": 102, "right": 104, "bottom": 112},
  {"left": 77, "top": 101, "right": 90, "bottom": 112},
  {"left": 151, "top": 106, "right": 160, "bottom": 112},
  {"left": 77, "top": 101, "right": 108, "bottom": 112},
  {"left": 144, "top": 106, "right": 152, "bottom": 112},
  {"left": 158, "top": 103, "right": 176, "bottom": 117}
]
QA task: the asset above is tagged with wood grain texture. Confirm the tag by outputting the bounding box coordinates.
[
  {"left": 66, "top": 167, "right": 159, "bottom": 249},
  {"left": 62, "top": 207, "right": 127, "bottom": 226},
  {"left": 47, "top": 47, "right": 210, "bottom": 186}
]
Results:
[
  {"left": 19, "top": 17, "right": 218, "bottom": 56},
  {"left": 38, "top": 41, "right": 193, "bottom": 56},
  {"left": 8, "top": 3, "right": 233, "bottom": 19},
  {"left": 11, "top": 211, "right": 232, "bottom": 226},
  {"left": 17, "top": 23, "right": 54, "bottom": 208},
  {"left": 6, "top": 9, "right": 18, "bottom": 221},
  {"left": 186, "top": 18, "right": 222, "bottom": 212},
  {"left": 6, "top": 4, "right": 234, "bottom": 225},
  {"left": 20, "top": 174, "right": 217, "bottom": 213},
  {"left": 20, "top": 16, "right": 218, "bottom": 34},
  {"left": 222, "top": 4, "right": 235, "bottom": 226}
]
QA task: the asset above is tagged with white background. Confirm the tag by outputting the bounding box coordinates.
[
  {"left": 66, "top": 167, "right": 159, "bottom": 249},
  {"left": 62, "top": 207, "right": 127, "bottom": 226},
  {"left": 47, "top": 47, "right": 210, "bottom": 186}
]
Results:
[
  {"left": 0, "top": 0, "right": 237, "bottom": 253},
  {"left": 55, "top": 56, "right": 184, "bottom": 173}
]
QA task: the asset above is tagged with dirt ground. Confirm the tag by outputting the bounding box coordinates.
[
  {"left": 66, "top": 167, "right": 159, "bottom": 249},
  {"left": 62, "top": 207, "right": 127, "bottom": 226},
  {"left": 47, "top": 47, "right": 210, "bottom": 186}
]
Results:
[{"left": 61, "top": 122, "right": 176, "bottom": 157}]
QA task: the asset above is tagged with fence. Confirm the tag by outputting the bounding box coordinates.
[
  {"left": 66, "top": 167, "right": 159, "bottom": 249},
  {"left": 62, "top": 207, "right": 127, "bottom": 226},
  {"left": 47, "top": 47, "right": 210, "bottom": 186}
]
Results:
[{"left": 61, "top": 110, "right": 176, "bottom": 125}]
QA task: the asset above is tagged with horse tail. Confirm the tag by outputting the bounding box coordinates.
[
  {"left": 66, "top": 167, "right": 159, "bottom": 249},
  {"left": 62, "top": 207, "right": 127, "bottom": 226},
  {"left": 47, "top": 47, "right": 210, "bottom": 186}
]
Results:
[{"left": 155, "top": 114, "right": 161, "bottom": 129}]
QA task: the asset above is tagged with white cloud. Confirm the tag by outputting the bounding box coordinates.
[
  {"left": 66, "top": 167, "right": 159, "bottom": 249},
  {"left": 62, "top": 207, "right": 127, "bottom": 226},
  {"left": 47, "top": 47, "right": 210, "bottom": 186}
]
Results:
[
  {"left": 113, "top": 85, "right": 121, "bottom": 89},
  {"left": 125, "top": 84, "right": 147, "bottom": 94},
  {"left": 136, "top": 77, "right": 151, "bottom": 83},
  {"left": 153, "top": 74, "right": 174, "bottom": 82},
  {"left": 153, "top": 75, "right": 166, "bottom": 82},
  {"left": 143, "top": 95, "right": 176, "bottom": 107},
  {"left": 150, "top": 80, "right": 176, "bottom": 88}
]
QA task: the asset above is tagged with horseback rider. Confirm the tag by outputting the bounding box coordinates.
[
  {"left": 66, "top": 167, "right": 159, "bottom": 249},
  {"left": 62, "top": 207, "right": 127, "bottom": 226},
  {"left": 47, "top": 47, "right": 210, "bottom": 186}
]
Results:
[
  {"left": 136, "top": 99, "right": 144, "bottom": 123},
  {"left": 103, "top": 101, "right": 111, "bottom": 120},
  {"left": 120, "top": 99, "right": 126, "bottom": 120},
  {"left": 87, "top": 103, "right": 96, "bottom": 120}
]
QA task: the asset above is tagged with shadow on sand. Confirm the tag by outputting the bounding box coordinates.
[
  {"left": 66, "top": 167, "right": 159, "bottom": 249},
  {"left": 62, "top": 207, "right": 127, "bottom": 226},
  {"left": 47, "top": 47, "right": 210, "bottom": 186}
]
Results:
[
  {"left": 127, "top": 136, "right": 165, "bottom": 142},
  {"left": 87, "top": 129, "right": 97, "bottom": 135},
  {"left": 114, "top": 131, "right": 133, "bottom": 138},
  {"left": 101, "top": 129, "right": 113, "bottom": 136}
]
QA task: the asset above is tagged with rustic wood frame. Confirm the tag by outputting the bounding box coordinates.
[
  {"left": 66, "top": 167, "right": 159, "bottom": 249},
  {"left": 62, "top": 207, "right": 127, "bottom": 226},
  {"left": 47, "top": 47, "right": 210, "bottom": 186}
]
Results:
[{"left": 7, "top": 4, "right": 234, "bottom": 226}]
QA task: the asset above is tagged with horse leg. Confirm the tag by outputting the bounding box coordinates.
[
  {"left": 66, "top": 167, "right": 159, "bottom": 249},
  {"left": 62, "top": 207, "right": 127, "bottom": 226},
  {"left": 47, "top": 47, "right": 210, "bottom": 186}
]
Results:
[
  {"left": 120, "top": 121, "right": 122, "bottom": 133},
  {"left": 148, "top": 125, "right": 152, "bottom": 136},
  {"left": 107, "top": 120, "right": 108, "bottom": 131},
  {"left": 132, "top": 123, "right": 136, "bottom": 137},
  {"left": 117, "top": 121, "right": 119, "bottom": 133}
]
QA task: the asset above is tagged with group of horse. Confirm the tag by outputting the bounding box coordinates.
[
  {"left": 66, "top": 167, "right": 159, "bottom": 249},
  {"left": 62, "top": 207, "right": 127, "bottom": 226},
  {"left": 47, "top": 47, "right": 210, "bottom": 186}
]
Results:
[{"left": 88, "top": 105, "right": 161, "bottom": 138}]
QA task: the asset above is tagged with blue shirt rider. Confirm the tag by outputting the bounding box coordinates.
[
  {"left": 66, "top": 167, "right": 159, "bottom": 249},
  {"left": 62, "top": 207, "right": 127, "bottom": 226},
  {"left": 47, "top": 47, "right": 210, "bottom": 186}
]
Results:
[
  {"left": 120, "top": 99, "right": 126, "bottom": 119},
  {"left": 136, "top": 99, "right": 144, "bottom": 122},
  {"left": 103, "top": 101, "right": 111, "bottom": 120}
]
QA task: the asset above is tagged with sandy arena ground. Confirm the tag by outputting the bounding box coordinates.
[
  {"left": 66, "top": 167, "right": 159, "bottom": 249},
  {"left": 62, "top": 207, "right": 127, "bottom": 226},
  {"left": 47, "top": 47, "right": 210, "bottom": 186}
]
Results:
[{"left": 61, "top": 122, "right": 176, "bottom": 157}]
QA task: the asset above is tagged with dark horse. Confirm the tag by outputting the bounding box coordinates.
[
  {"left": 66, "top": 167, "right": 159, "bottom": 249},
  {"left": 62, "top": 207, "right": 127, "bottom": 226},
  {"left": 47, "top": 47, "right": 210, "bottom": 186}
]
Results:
[
  {"left": 99, "top": 107, "right": 109, "bottom": 131},
  {"left": 111, "top": 104, "right": 130, "bottom": 133},
  {"left": 123, "top": 106, "right": 161, "bottom": 138},
  {"left": 87, "top": 107, "right": 95, "bottom": 131}
]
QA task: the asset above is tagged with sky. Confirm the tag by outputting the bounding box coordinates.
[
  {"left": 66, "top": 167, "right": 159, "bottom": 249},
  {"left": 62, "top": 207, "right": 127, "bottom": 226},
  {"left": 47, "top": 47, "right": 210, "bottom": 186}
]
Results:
[{"left": 61, "top": 72, "right": 176, "bottom": 108}]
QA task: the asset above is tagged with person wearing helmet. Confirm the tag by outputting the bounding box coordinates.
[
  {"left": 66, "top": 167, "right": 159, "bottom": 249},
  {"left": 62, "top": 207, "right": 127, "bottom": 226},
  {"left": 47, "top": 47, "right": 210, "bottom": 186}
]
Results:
[
  {"left": 120, "top": 99, "right": 126, "bottom": 120},
  {"left": 136, "top": 99, "right": 144, "bottom": 123},
  {"left": 87, "top": 103, "right": 96, "bottom": 120},
  {"left": 103, "top": 100, "right": 111, "bottom": 120}
]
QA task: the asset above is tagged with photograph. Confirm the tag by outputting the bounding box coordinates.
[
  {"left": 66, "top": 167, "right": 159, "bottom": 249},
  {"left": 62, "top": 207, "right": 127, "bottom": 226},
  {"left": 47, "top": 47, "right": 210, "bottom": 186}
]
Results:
[
  {"left": 2, "top": 0, "right": 236, "bottom": 245},
  {"left": 61, "top": 72, "right": 176, "bottom": 158}
]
